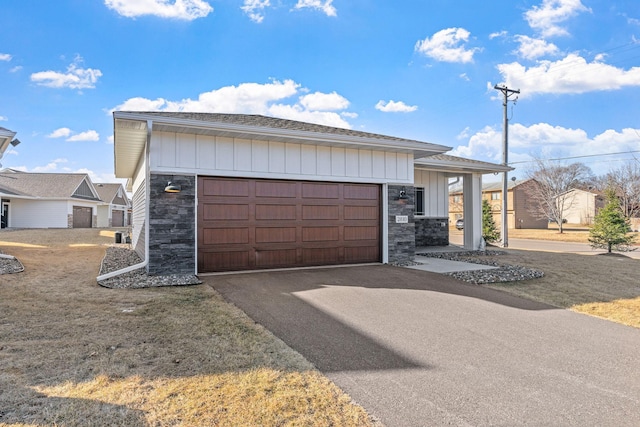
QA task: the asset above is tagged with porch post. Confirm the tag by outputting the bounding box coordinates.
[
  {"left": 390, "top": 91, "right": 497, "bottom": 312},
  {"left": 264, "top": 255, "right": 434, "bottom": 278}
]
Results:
[{"left": 462, "top": 173, "right": 483, "bottom": 250}]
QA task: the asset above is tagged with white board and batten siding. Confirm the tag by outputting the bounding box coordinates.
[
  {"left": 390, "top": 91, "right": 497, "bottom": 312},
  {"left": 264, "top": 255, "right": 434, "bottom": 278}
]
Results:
[
  {"left": 149, "top": 132, "right": 414, "bottom": 184},
  {"left": 414, "top": 169, "right": 449, "bottom": 217},
  {"left": 8, "top": 199, "right": 91, "bottom": 228}
]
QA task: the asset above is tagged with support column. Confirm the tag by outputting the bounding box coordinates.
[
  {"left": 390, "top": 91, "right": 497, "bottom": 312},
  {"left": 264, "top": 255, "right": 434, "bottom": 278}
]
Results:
[{"left": 462, "top": 173, "right": 483, "bottom": 250}]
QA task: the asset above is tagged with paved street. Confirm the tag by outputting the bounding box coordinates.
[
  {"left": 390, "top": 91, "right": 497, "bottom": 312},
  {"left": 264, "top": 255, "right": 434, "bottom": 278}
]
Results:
[
  {"left": 450, "top": 233, "right": 640, "bottom": 259},
  {"left": 208, "top": 265, "right": 640, "bottom": 427}
]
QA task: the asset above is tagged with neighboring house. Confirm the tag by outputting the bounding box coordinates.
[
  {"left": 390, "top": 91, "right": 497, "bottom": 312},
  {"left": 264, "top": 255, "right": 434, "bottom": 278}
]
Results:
[
  {"left": 112, "top": 112, "right": 510, "bottom": 276},
  {"left": 95, "top": 183, "right": 131, "bottom": 227},
  {"left": 557, "top": 188, "right": 604, "bottom": 225},
  {"left": 449, "top": 179, "right": 548, "bottom": 229},
  {"left": 0, "top": 170, "right": 102, "bottom": 228}
]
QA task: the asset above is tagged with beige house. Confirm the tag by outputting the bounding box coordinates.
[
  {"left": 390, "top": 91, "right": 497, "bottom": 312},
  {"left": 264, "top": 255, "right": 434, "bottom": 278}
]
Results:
[
  {"left": 450, "top": 179, "right": 548, "bottom": 229},
  {"left": 557, "top": 188, "right": 604, "bottom": 225}
]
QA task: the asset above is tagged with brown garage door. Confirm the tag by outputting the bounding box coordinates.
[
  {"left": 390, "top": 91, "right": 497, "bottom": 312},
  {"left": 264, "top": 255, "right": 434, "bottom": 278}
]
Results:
[
  {"left": 112, "top": 210, "right": 124, "bottom": 227},
  {"left": 198, "top": 177, "right": 380, "bottom": 273},
  {"left": 72, "top": 206, "right": 92, "bottom": 228}
]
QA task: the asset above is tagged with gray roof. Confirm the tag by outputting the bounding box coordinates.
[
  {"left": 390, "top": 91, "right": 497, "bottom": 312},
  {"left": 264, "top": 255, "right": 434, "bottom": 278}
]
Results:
[
  {"left": 414, "top": 154, "right": 513, "bottom": 174},
  {"left": 136, "top": 111, "right": 446, "bottom": 147},
  {"left": 0, "top": 172, "right": 100, "bottom": 200},
  {"left": 94, "top": 183, "right": 127, "bottom": 205}
]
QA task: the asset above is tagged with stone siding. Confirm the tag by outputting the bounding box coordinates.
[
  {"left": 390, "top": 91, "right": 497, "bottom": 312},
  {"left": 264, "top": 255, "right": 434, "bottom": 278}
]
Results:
[
  {"left": 415, "top": 217, "right": 449, "bottom": 246},
  {"left": 387, "top": 186, "right": 415, "bottom": 264},
  {"left": 147, "top": 174, "right": 196, "bottom": 275}
]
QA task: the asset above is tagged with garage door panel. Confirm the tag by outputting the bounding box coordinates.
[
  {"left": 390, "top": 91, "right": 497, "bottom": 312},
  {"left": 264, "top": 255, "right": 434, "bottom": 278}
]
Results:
[
  {"left": 302, "top": 182, "right": 340, "bottom": 199},
  {"left": 302, "top": 247, "right": 340, "bottom": 264},
  {"left": 256, "top": 181, "right": 297, "bottom": 198},
  {"left": 344, "top": 206, "right": 379, "bottom": 220},
  {"left": 198, "top": 177, "right": 380, "bottom": 272},
  {"left": 203, "top": 203, "right": 249, "bottom": 221},
  {"left": 256, "top": 249, "right": 297, "bottom": 267},
  {"left": 202, "top": 251, "right": 250, "bottom": 271},
  {"left": 345, "top": 246, "right": 380, "bottom": 263},
  {"left": 344, "top": 226, "right": 378, "bottom": 241},
  {"left": 203, "top": 179, "right": 249, "bottom": 197},
  {"left": 203, "top": 228, "right": 249, "bottom": 245},
  {"left": 255, "top": 204, "right": 297, "bottom": 220},
  {"left": 256, "top": 227, "right": 296, "bottom": 243},
  {"left": 302, "top": 226, "right": 339, "bottom": 242},
  {"left": 344, "top": 184, "right": 379, "bottom": 200},
  {"left": 302, "top": 205, "right": 339, "bottom": 220},
  {"left": 112, "top": 210, "right": 124, "bottom": 227}
]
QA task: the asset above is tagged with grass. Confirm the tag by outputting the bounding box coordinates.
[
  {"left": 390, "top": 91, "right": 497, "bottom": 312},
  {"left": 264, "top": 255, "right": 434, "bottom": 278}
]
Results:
[
  {"left": 480, "top": 249, "right": 640, "bottom": 328},
  {"left": 0, "top": 229, "right": 375, "bottom": 426}
]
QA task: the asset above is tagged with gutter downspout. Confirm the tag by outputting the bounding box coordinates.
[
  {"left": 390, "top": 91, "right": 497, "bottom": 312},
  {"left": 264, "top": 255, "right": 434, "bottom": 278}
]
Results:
[{"left": 97, "top": 120, "right": 152, "bottom": 282}]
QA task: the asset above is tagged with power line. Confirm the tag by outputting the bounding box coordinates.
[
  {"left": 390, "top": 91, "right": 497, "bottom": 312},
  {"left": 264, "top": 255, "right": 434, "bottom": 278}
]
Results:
[{"left": 509, "top": 149, "right": 640, "bottom": 165}]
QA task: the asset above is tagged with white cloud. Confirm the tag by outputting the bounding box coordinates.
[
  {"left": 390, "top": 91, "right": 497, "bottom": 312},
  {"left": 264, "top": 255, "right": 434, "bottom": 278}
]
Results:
[
  {"left": 294, "top": 0, "right": 336, "bottom": 17},
  {"left": 31, "top": 57, "right": 102, "bottom": 90},
  {"left": 459, "top": 73, "right": 470, "bottom": 81},
  {"left": 112, "top": 80, "right": 356, "bottom": 128},
  {"left": 300, "top": 91, "right": 349, "bottom": 110},
  {"left": 515, "top": 35, "right": 559, "bottom": 60},
  {"left": 0, "top": 116, "right": 7, "bottom": 121},
  {"left": 9, "top": 66, "right": 22, "bottom": 73},
  {"left": 47, "top": 128, "right": 73, "bottom": 138},
  {"left": 241, "top": 0, "right": 270, "bottom": 23},
  {"left": 375, "top": 100, "right": 418, "bottom": 113},
  {"left": 457, "top": 127, "right": 471, "bottom": 140},
  {"left": 524, "top": 0, "right": 591, "bottom": 38},
  {"left": 497, "top": 53, "right": 640, "bottom": 96},
  {"left": 31, "top": 158, "right": 68, "bottom": 173},
  {"left": 47, "top": 127, "right": 99, "bottom": 141},
  {"left": 450, "top": 123, "right": 640, "bottom": 176},
  {"left": 67, "top": 130, "right": 100, "bottom": 142},
  {"left": 0, "top": 53, "right": 12, "bottom": 61},
  {"left": 489, "top": 31, "right": 508, "bottom": 40},
  {"left": 415, "top": 28, "right": 480, "bottom": 63},
  {"left": 104, "top": 0, "right": 212, "bottom": 20}
]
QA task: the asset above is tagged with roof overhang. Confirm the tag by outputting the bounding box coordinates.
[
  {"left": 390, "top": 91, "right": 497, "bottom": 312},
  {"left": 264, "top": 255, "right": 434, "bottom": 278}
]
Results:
[
  {"left": 414, "top": 154, "right": 514, "bottom": 176},
  {"left": 113, "top": 111, "right": 451, "bottom": 179},
  {"left": 0, "top": 128, "right": 17, "bottom": 160}
]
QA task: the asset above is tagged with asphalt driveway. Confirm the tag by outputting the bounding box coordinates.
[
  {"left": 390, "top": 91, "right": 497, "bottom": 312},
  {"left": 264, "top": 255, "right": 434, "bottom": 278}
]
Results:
[{"left": 207, "top": 265, "right": 640, "bottom": 426}]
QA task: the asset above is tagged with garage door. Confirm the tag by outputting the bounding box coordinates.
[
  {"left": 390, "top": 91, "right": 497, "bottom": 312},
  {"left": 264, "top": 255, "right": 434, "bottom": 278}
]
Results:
[
  {"left": 198, "top": 177, "right": 380, "bottom": 272},
  {"left": 72, "top": 206, "right": 92, "bottom": 228},
  {"left": 112, "top": 210, "right": 124, "bottom": 227}
]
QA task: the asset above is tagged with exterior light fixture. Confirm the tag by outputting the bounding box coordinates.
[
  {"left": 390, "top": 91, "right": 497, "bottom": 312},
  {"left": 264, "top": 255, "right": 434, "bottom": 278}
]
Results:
[
  {"left": 398, "top": 187, "right": 408, "bottom": 200},
  {"left": 10, "top": 138, "right": 21, "bottom": 147},
  {"left": 164, "top": 181, "right": 181, "bottom": 193}
]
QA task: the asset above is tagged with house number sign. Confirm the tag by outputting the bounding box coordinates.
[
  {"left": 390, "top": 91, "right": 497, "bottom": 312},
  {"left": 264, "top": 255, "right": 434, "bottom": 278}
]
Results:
[{"left": 395, "top": 215, "right": 408, "bottom": 224}]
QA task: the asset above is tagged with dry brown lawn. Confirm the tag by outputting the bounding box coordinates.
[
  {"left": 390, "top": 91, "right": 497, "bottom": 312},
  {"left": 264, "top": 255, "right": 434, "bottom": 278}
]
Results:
[
  {"left": 0, "top": 229, "right": 375, "bottom": 426},
  {"left": 482, "top": 249, "right": 640, "bottom": 328}
]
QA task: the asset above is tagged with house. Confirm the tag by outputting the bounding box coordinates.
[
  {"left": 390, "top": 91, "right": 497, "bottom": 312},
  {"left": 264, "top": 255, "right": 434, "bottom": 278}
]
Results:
[
  {"left": 111, "top": 111, "right": 510, "bottom": 276},
  {"left": 94, "top": 183, "right": 131, "bottom": 227},
  {"left": 557, "top": 188, "right": 604, "bottom": 225},
  {"left": 449, "top": 178, "right": 548, "bottom": 229},
  {"left": 0, "top": 170, "right": 102, "bottom": 228}
]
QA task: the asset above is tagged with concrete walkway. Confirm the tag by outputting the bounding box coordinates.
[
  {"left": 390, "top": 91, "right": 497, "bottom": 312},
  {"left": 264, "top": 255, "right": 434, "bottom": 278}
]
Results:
[{"left": 207, "top": 265, "right": 640, "bottom": 427}]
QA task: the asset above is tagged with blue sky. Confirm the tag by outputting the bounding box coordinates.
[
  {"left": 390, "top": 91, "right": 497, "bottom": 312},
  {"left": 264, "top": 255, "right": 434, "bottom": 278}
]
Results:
[{"left": 1, "top": 0, "right": 639, "bottom": 184}]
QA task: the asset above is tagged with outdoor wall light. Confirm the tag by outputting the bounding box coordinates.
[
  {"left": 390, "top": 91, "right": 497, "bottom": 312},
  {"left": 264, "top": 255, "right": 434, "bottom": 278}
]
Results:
[
  {"left": 164, "top": 181, "right": 181, "bottom": 193},
  {"left": 398, "top": 187, "right": 408, "bottom": 200},
  {"left": 10, "top": 138, "right": 21, "bottom": 147}
]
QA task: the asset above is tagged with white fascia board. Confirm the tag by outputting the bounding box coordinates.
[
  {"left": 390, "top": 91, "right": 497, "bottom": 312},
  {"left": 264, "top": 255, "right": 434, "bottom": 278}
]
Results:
[{"left": 113, "top": 111, "right": 451, "bottom": 156}]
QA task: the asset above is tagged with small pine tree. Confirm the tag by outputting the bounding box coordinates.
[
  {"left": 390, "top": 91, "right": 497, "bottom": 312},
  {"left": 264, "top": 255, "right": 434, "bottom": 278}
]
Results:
[
  {"left": 588, "top": 188, "right": 636, "bottom": 253},
  {"left": 482, "top": 199, "right": 500, "bottom": 243}
]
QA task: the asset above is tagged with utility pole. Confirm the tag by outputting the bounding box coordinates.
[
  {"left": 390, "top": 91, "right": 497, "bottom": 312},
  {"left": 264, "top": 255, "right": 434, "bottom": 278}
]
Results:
[{"left": 494, "top": 84, "right": 519, "bottom": 248}]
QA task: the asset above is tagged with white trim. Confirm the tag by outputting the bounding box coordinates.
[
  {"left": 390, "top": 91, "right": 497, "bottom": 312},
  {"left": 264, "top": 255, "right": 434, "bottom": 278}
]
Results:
[{"left": 382, "top": 184, "right": 389, "bottom": 264}]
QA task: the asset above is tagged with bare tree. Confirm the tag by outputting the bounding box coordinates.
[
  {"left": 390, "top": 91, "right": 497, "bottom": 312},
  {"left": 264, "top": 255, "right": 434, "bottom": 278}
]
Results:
[
  {"left": 602, "top": 161, "right": 640, "bottom": 220},
  {"left": 525, "top": 159, "right": 594, "bottom": 233}
]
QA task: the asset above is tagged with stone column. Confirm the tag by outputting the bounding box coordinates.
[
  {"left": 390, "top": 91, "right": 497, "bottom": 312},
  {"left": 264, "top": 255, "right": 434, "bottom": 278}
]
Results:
[
  {"left": 147, "top": 174, "right": 196, "bottom": 276},
  {"left": 387, "top": 185, "right": 415, "bottom": 264}
]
